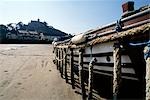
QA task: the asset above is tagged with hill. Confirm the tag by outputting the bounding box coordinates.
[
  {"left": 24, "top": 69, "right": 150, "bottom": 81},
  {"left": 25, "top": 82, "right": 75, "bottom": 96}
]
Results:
[{"left": 18, "top": 19, "right": 67, "bottom": 36}]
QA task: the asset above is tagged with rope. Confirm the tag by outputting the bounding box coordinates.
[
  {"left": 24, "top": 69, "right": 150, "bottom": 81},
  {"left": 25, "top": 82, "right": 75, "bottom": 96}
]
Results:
[
  {"left": 88, "top": 46, "right": 98, "bottom": 99},
  {"left": 54, "top": 41, "right": 72, "bottom": 61},
  {"left": 144, "top": 44, "right": 150, "bottom": 60},
  {"left": 144, "top": 45, "right": 150, "bottom": 100},
  {"left": 146, "top": 57, "right": 150, "bottom": 100},
  {"left": 113, "top": 43, "right": 121, "bottom": 100},
  {"left": 88, "top": 57, "right": 97, "bottom": 100},
  {"left": 54, "top": 46, "right": 70, "bottom": 61}
]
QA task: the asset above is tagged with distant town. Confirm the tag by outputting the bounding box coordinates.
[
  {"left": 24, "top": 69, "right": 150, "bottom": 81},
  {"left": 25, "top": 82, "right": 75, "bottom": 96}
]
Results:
[{"left": 0, "top": 19, "right": 72, "bottom": 43}]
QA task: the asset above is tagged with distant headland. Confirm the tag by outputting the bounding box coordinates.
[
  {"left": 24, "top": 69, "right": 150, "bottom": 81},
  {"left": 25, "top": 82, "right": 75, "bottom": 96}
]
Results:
[{"left": 0, "top": 19, "right": 72, "bottom": 44}]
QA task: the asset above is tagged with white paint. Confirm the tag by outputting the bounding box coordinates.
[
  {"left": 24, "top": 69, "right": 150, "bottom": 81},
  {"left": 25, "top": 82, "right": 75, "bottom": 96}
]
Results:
[
  {"left": 74, "top": 55, "right": 131, "bottom": 64},
  {"left": 85, "top": 41, "right": 115, "bottom": 54},
  {"left": 71, "top": 34, "right": 86, "bottom": 44}
]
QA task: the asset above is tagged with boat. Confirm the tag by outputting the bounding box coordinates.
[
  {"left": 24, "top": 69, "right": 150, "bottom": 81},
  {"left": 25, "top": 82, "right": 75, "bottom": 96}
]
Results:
[{"left": 53, "top": 1, "right": 150, "bottom": 99}]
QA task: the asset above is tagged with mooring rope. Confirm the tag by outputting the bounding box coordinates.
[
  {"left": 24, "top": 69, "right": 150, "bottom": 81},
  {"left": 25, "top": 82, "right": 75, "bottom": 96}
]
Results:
[
  {"left": 88, "top": 46, "right": 93, "bottom": 99},
  {"left": 88, "top": 57, "right": 97, "bottom": 100},
  {"left": 88, "top": 46, "right": 98, "bottom": 100},
  {"left": 144, "top": 44, "right": 150, "bottom": 100},
  {"left": 113, "top": 43, "right": 121, "bottom": 100}
]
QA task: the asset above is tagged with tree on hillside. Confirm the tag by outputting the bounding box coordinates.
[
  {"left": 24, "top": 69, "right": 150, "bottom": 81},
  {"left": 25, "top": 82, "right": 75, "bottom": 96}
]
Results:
[
  {"left": 7, "top": 23, "right": 18, "bottom": 35},
  {"left": 0, "top": 25, "right": 7, "bottom": 43},
  {"left": 7, "top": 23, "right": 17, "bottom": 30},
  {"left": 16, "top": 22, "right": 24, "bottom": 29}
]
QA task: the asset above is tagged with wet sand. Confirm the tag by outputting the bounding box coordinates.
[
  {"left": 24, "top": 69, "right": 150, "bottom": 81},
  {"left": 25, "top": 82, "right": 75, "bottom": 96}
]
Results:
[{"left": 0, "top": 44, "right": 81, "bottom": 100}]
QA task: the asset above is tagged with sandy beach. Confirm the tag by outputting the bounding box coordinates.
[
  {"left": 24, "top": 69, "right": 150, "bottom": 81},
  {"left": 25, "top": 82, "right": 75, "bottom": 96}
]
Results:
[{"left": 0, "top": 44, "right": 81, "bottom": 100}]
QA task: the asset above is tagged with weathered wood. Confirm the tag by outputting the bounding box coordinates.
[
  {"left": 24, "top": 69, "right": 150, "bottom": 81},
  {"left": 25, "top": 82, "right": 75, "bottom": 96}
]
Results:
[
  {"left": 61, "top": 48, "right": 64, "bottom": 78},
  {"left": 88, "top": 58, "right": 97, "bottom": 100},
  {"left": 78, "top": 49, "right": 86, "bottom": 100},
  {"left": 70, "top": 48, "right": 75, "bottom": 89},
  {"left": 144, "top": 45, "right": 150, "bottom": 100},
  {"left": 58, "top": 49, "right": 61, "bottom": 72},
  {"left": 64, "top": 48, "right": 68, "bottom": 83},
  {"left": 56, "top": 48, "right": 58, "bottom": 69},
  {"left": 56, "top": 44, "right": 86, "bottom": 49},
  {"left": 57, "top": 48, "right": 59, "bottom": 70},
  {"left": 113, "top": 42, "right": 121, "bottom": 100}
]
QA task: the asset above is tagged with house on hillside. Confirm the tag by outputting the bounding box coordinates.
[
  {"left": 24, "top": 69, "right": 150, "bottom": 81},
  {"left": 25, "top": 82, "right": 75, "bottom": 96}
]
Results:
[
  {"left": 6, "top": 32, "right": 18, "bottom": 40},
  {"left": 17, "top": 30, "right": 40, "bottom": 40},
  {"left": 0, "top": 25, "right": 7, "bottom": 43}
]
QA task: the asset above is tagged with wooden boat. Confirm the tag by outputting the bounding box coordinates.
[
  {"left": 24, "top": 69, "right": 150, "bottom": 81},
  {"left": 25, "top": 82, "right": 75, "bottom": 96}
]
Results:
[{"left": 53, "top": 1, "right": 150, "bottom": 99}]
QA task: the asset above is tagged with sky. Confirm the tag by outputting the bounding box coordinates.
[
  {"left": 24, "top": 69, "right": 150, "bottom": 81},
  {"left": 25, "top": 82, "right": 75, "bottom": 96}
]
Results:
[{"left": 0, "top": 0, "right": 149, "bottom": 34}]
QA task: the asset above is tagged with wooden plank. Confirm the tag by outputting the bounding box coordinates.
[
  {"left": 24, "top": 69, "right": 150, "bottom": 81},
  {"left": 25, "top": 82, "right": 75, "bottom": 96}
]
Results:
[
  {"left": 85, "top": 41, "right": 114, "bottom": 54},
  {"left": 73, "top": 55, "right": 131, "bottom": 64},
  {"left": 78, "top": 49, "right": 86, "bottom": 99},
  {"left": 58, "top": 48, "right": 61, "bottom": 71},
  {"left": 70, "top": 48, "right": 75, "bottom": 89},
  {"left": 61, "top": 48, "right": 64, "bottom": 78},
  {"left": 83, "top": 67, "right": 138, "bottom": 80},
  {"left": 73, "top": 52, "right": 113, "bottom": 57},
  {"left": 64, "top": 48, "right": 68, "bottom": 83},
  {"left": 56, "top": 48, "right": 58, "bottom": 68}
]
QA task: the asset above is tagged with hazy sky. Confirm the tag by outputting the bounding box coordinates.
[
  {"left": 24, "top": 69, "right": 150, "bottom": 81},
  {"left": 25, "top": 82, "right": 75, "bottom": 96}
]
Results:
[{"left": 0, "top": 0, "right": 149, "bottom": 34}]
